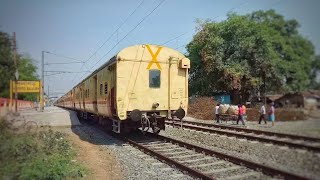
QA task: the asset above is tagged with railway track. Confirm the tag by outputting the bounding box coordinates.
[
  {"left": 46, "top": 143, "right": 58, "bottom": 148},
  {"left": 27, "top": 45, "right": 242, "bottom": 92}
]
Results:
[
  {"left": 78, "top": 117, "right": 311, "bottom": 179},
  {"left": 119, "top": 132, "right": 309, "bottom": 180},
  {"left": 165, "top": 119, "right": 320, "bottom": 153}
]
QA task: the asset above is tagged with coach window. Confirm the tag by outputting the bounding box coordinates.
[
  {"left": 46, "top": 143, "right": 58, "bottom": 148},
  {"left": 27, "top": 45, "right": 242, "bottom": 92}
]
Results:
[
  {"left": 104, "top": 82, "right": 108, "bottom": 94},
  {"left": 149, "top": 70, "right": 161, "bottom": 88},
  {"left": 100, "top": 84, "right": 103, "bottom": 95}
]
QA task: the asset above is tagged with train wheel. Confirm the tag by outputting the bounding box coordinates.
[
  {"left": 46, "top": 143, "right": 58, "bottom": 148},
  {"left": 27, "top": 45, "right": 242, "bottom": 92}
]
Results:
[{"left": 152, "top": 126, "right": 161, "bottom": 134}]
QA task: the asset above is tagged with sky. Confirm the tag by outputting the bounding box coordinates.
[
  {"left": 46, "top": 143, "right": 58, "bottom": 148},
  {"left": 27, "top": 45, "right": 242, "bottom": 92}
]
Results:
[{"left": 0, "top": 0, "right": 319, "bottom": 97}]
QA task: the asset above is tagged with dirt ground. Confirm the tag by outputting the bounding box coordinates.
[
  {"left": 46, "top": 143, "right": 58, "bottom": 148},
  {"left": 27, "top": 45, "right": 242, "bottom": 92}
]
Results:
[{"left": 64, "top": 129, "right": 122, "bottom": 180}]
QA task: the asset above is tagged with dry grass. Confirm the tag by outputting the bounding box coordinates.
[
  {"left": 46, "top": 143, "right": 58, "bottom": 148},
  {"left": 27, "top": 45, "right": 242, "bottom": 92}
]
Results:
[
  {"left": 188, "top": 97, "right": 217, "bottom": 120},
  {"left": 246, "top": 107, "right": 307, "bottom": 121}
]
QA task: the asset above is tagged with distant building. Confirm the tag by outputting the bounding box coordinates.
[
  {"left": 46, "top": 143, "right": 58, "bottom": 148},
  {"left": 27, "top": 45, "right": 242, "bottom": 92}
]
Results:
[
  {"left": 213, "top": 94, "right": 231, "bottom": 104},
  {"left": 270, "top": 91, "right": 320, "bottom": 110}
]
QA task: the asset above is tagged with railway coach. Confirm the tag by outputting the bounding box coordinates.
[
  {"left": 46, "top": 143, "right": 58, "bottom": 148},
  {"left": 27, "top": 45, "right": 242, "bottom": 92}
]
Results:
[{"left": 55, "top": 44, "right": 190, "bottom": 133}]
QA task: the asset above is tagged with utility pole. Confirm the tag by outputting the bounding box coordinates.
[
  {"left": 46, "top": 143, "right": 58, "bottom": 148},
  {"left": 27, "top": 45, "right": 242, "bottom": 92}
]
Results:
[
  {"left": 41, "top": 51, "right": 44, "bottom": 111},
  {"left": 13, "top": 32, "right": 19, "bottom": 113},
  {"left": 48, "top": 85, "right": 50, "bottom": 99},
  {"left": 48, "top": 85, "right": 50, "bottom": 106},
  {"left": 264, "top": 70, "right": 266, "bottom": 107},
  {"left": 41, "top": 50, "right": 50, "bottom": 111}
]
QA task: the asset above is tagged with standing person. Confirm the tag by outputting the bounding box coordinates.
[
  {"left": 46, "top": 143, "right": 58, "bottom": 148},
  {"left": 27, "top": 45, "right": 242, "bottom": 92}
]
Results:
[
  {"left": 215, "top": 103, "right": 220, "bottom": 123},
  {"left": 236, "top": 104, "right": 245, "bottom": 125},
  {"left": 268, "top": 102, "right": 275, "bottom": 126},
  {"left": 259, "top": 103, "right": 267, "bottom": 124},
  {"left": 242, "top": 104, "right": 247, "bottom": 121}
]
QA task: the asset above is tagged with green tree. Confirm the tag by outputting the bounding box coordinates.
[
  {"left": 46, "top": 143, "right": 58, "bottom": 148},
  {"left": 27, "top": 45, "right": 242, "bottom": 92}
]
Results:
[
  {"left": 0, "top": 32, "right": 15, "bottom": 97},
  {"left": 0, "top": 31, "right": 38, "bottom": 101},
  {"left": 187, "top": 10, "right": 315, "bottom": 103},
  {"left": 310, "top": 55, "right": 320, "bottom": 89}
]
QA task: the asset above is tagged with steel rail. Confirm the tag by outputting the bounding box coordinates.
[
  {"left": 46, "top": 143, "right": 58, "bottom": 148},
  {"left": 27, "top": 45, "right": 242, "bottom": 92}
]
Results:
[
  {"left": 169, "top": 119, "right": 320, "bottom": 142},
  {"left": 166, "top": 121, "right": 320, "bottom": 153},
  {"left": 80, "top": 118, "right": 215, "bottom": 179},
  {"left": 122, "top": 136, "right": 215, "bottom": 180},
  {"left": 76, "top": 114, "right": 310, "bottom": 180},
  {"left": 147, "top": 133, "right": 309, "bottom": 180}
]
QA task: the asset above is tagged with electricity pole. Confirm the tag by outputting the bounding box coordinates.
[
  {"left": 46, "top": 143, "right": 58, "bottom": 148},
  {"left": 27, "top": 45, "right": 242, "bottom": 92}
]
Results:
[
  {"left": 41, "top": 51, "right": 44, "bottom": 111},
  {"left": 48, "top": 85, "right": 50, "bottom": 99},
  {"left": 41, "top": 50, "right": 50, "bottom": 111},
  {"left": 264, "top": 70, "right": 266, "bottom": 107},
  {"left": 13, "top": 32, "right": 18, "bottom": 113}
]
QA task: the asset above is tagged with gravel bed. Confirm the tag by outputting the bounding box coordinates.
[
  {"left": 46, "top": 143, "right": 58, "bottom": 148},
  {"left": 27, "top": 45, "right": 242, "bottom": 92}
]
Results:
[
  {"left": 184, "top": 116, "right": 320, "bottom": 138},
  {"left": 63, "top": 125, "right": 194, "bottom": 180},
  {"left": 145, "top": 133, "right": 272, "bottom": 179},
  {"left": 160, "top": 126, "right": 320, "bottom": 179},
  {"left": 214, "top": 167, "right": 252, "bottom": 179}
]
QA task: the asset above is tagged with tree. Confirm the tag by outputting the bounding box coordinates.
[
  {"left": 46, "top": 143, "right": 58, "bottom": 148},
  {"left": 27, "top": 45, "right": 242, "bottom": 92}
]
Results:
[
  {"left": 310, "top": 55, "right": 320, "bottom": 90},
  {"left": 0, "top": 32, "right": 15, "bottom": 98},
  {"left": 0, "top": 31, "right": 38, "bottom": 101},
  {"left": 186, "top": 10, "right": 315, "bottom": 103}
]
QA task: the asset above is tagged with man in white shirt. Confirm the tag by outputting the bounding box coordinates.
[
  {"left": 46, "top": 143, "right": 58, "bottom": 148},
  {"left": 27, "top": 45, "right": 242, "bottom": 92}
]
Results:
[
  {"left": 259, "top": 103, "right": 266, "bottom": 124},
  {"left": 215, "top": 103, "right": 220, "bottom": 123}
]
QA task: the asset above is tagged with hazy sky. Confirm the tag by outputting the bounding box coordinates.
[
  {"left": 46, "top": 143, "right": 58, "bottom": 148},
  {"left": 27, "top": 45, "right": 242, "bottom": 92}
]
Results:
[{"left": 0, "top": 0, "right": 319, "bottom": 97}]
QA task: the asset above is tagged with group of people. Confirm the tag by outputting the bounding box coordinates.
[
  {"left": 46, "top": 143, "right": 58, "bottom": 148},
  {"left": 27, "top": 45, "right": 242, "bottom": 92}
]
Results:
[
  {"left": 258, "top": 102, "right": 275, "bottom": 126},
  {"left": 215, "top": 102, "right": 275, "bottom": 126}
]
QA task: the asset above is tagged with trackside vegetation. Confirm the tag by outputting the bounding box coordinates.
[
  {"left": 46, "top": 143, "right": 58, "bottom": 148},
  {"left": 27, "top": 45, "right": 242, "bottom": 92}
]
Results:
[
  {"left": 187, "top": 10, "right": 320, "bottom": 103},
  {"left": 0, "top": 31, "right": 38, "bottom": 101},
  {"left": 0, "top": 119, "right": 87, "bottom": 179}
]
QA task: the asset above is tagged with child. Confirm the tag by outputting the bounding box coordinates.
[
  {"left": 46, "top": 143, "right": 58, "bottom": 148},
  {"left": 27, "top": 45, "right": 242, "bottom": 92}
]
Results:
[{"left": 268, "top": 102, "right": 275, "bottom": 126}]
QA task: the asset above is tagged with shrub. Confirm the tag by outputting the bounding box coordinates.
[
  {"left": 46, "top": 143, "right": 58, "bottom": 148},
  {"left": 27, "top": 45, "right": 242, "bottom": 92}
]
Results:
[{"left": 0, "top": 118, "right": 87, "bottom": 179}]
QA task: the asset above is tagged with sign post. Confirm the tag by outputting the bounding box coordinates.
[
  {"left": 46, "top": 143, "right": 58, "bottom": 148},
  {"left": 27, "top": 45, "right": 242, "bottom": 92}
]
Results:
[
  {"left": 9, "top": 80, "right": 13, "bottom": 111},
  {"left": 10, "top": 80, "right": 41, "bottom": 112},
  {"left": 39, "top": 81, "right": 42, "bottom": 111},
  {"left": 15, "top": 71, "right": 19, "bottom": 112}
]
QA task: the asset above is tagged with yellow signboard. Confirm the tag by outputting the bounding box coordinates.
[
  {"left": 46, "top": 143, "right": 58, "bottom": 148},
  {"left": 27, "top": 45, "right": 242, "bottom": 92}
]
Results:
[{"left": 12, "top": 81, "right": 41, "bottom": 93}]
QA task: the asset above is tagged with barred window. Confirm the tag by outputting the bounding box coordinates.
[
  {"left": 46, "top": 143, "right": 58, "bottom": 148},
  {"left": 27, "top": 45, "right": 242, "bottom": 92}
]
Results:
[
  {"left": 100, "top": 84, "right": 103, "bottom": 95},
  {"left": 149, "top": 70, "right": 161, "bottom": 88},
  {"left": 104, "top": 82, "right": 108, "bottom": 94}
]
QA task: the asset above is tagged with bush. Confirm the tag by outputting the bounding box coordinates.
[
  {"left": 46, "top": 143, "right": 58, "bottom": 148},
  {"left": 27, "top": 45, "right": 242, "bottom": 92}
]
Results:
[{"left": 0, "top": 118, "right": 87, "bottom": 179}]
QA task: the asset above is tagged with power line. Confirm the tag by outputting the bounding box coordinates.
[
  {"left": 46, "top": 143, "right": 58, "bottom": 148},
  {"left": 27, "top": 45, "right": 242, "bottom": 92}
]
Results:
[
  {"left": 72, "top": 0, "right": 166, "bottom": 86},
  {"left": 45, "top": 70, "right": 91, "bottom": 73},
  {"left": 160, "top": 0, "right": 284, "bottom": 53},
  {"left": 159, "top": 0, "right": 249, "bottom": 49},
  {"left": 90, "top": 0, "right": 166, "bottom": 71},
  {"left": 85, "top": 0, "right": 145, "bottom": 64},
  {"left": 46, "top": 52, "right": 84, "bottom": 63},
  {"left": 45, "top": 61, "right": 84, "bottom": 65},
  {"left": 71, "top": 0, "right": 145, "bottom": 85},
  {"left": 161, "top": 32, "right": 189, "bottom": 46}
]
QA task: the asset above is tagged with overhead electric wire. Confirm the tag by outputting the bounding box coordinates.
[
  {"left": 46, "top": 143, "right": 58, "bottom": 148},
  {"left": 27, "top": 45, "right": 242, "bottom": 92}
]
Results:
[
  {"left": 46, "top": 52, "right": 84, "bottom": 63},
  {"left": 70, "top": 0, "right": 145, "bottom": 85},
  {"left": 161, "top": 32, "right": 189, "bottom": 46},
  {"left": 159, "top": 0, "right": 283, "bottom": 52},
  {"left": 45, "top": 61, "right": 84, "bottom": 65},
  {"left": 45, "top": 70, "right": 91, "bottom": 73},
  {"left": 159, "top": 0, "right": 249, "bottom": 49},
  {"left": 89, "top": 0, "right": 166, "bottom": 71},
  {"left": 72, "top": 0, "right": 166, "bottom": 86}
]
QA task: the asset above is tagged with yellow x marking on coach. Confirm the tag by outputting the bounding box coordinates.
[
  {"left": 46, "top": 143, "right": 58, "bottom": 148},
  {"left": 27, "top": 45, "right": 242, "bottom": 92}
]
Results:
[{"left": 146, "top": 45, "right": 162, "bottom": 70}]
